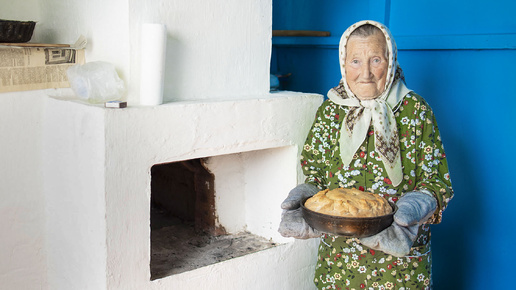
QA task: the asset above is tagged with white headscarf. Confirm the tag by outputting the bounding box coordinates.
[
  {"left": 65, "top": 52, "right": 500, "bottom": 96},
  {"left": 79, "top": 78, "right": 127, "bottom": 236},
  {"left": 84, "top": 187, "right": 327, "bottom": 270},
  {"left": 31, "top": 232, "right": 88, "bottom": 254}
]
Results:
[{"left": 327, "top": 20, "right": 412, "bottom": 187}]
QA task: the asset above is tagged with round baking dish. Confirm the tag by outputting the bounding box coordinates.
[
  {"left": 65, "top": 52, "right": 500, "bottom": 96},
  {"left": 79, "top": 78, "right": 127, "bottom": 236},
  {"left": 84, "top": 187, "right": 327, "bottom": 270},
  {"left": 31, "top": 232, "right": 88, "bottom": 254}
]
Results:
[{"left": 301, "top": 197, "right": 397, "bottom": 238}]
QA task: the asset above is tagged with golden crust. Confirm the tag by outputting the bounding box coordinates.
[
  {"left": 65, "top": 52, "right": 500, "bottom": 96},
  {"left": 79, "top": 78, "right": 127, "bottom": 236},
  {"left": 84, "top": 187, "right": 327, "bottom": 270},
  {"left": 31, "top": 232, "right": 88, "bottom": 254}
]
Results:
[{"left": 304, "top": 188, "right": 392, "bottom": 218}]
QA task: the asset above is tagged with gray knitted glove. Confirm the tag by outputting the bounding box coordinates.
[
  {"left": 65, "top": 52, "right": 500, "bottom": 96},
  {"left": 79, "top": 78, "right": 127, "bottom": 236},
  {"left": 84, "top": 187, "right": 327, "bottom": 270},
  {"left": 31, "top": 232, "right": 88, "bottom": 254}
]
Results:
[
  {"left": 280, "top": 183, "right": 319, "bottom": 210},
  {"left": 278, "top": 208, "right": 322, "bottom": 239},
  {"left": 394, "top": 191, "right": 437, "bottom": 227},
  {"left": 360, "top": 222, "right": 419, "bottom": 257},
  {"left": 278, "top": 184, "right": 321, "bottom": 239},
  {"left": 360, "top": 191, "right": 437, "bottom": 257}
]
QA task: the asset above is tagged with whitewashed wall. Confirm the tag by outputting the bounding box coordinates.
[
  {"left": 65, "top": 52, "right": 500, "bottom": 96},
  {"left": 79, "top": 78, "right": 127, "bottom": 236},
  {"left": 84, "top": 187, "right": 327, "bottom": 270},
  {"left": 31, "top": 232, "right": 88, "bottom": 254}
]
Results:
[
  {"left": 0, "top": 0, "right": 320, "bottom": 289},
  {"left": 0, "top": 3, "right": 47, "bottom": 289},
  {"left": 34, "top": 0, "right": 271, "bottom": 104},
  {"left": 36, "top": 0, "right": 132, "bottom": 99},
  {"left": 0, "top": 91, "right": 48, "bottom": 289},
  {"left": 127, "top": 0, "right": 272, "bottom": 103}
]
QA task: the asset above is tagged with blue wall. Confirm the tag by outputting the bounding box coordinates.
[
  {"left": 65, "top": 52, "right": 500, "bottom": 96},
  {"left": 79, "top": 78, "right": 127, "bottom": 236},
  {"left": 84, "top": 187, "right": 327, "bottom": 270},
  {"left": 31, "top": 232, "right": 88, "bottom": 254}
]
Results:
[{"left": 272, "top": 1, "right": 516, "bottom": 289}]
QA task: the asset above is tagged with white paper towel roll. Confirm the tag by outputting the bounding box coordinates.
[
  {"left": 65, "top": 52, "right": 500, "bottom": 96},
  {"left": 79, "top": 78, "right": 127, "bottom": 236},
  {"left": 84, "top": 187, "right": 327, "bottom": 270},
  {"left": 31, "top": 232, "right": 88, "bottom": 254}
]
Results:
[{"left": 140, "top": 23, "right": 167, "bottom": 106}]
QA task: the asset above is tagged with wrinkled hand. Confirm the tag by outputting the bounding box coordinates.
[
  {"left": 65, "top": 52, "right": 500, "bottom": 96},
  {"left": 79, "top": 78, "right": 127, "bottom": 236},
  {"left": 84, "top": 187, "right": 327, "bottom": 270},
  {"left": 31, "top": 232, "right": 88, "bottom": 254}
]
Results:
[
  {"left": 278, "top": 184, "right": 321, "bottom": 239},
  {"left": 360, "top": 191, "right": 437, "bottom": 257}
]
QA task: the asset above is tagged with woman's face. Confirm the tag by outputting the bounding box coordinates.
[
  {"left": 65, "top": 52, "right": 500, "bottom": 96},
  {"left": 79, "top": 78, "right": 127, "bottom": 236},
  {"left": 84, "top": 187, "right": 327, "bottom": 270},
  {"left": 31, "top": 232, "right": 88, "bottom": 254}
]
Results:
[{"left": 345, "top": 33, "right": 388, "bottom": 100}]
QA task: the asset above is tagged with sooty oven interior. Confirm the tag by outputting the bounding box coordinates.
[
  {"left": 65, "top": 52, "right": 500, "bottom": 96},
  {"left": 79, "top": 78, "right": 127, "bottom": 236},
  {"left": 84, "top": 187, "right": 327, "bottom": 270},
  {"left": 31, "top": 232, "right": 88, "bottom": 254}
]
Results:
[{"left": 149, "top": 158, "right": 276, "bottom": 280}]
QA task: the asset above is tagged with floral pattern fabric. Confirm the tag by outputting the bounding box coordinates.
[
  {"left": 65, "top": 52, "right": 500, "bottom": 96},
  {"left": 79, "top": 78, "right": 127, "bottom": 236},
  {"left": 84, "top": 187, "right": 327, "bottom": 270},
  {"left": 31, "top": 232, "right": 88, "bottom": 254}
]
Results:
[{"left": 301, "top": 93, "right": 453, "bottom": 289}]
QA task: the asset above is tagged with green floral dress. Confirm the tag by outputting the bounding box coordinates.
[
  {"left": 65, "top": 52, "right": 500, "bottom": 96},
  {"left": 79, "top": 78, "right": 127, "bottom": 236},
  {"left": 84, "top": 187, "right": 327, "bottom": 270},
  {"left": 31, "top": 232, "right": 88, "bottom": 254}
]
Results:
[{"left": 301, "top": 93, "right": 453, "bottom": 290}]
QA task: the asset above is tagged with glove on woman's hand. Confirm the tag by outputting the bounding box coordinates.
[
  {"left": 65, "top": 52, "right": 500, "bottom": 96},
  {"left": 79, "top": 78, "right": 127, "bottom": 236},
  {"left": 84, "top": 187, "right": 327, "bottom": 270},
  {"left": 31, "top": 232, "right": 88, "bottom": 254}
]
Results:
[
  {"left": 360, "top": 222, "right": 419, "bottom": 257},
  {"left": 394, "top": 191, "right": 437, "bottom": 227},
  {"left": 360, "top": 191, "right": 437, "bottom": 257},
  {"left": 278, "top": 208, "right": 322, "bottom": 239},
  {"left": 280, "top": 183, "right": 319, "bottom": 210},
  {"left": 278, "top": 184, "right": 321, "bottom": 239}
]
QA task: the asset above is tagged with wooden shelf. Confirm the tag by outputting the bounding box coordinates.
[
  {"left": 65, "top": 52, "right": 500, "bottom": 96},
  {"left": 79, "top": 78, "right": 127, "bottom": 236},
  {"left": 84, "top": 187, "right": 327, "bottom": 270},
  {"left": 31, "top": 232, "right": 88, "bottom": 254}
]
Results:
[
  {"left": 272, "top": 33, "right": 516, "bottom": 50},
  {"left": 272, "top": 30, "right": 330, "bottom": 37}
]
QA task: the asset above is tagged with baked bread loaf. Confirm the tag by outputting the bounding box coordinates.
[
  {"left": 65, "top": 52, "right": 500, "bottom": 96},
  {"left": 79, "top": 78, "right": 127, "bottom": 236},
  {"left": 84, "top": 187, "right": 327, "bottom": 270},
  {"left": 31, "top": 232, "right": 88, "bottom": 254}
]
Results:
[{"left": 304, "top": 188, "right": 392, "bottom": 218}]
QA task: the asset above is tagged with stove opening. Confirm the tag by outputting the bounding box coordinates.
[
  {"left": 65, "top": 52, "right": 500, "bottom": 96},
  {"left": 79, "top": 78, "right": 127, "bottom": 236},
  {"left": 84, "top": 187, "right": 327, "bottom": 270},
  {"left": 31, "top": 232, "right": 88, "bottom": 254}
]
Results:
[
  {"left": 151, "top": 159, "right": 223, "bottom": 236},
  {"left": 149, "top": 156, "right": 277, "bottom": 280}
]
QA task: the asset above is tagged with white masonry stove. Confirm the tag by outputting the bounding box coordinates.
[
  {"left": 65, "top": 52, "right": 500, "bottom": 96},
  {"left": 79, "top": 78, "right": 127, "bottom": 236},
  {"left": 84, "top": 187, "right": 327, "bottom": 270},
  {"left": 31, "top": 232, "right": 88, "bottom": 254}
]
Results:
[{"left": 43, "top": 92, "right": 323, "bottom": 289}]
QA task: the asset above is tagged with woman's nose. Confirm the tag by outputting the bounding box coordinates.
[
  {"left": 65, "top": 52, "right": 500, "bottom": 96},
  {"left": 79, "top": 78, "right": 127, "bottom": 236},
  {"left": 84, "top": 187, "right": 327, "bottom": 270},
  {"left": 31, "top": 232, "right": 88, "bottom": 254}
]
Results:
[{"left": 360, "top": 63, "right": 372, "bottom": 78}]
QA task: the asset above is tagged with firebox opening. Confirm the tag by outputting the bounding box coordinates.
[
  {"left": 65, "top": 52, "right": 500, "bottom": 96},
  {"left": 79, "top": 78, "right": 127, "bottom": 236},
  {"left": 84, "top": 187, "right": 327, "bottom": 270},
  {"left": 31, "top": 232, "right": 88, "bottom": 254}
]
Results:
[{"left": 150, "top": 157, "right": 277, "bottom": 281}]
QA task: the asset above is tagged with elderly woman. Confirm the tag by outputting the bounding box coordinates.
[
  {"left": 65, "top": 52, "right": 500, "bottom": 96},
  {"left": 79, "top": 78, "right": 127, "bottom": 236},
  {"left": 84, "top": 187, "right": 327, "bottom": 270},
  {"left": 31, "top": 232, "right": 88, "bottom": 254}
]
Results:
[{"left": 279, "top": 20, "right": 453, "bottom": 289}]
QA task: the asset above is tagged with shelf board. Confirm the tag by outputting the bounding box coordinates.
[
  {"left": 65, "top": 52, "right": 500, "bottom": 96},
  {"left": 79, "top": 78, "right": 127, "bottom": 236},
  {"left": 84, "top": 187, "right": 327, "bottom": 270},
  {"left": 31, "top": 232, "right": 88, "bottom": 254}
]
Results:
[
  {"left": 272, "top": 30, "right": 330, "bottom": 37},
  {"left": 272, "top": 33, "right": 516, "bottom": 50},
  {"left": 272, "top": 36, "right": 340, "bottom": 48}
]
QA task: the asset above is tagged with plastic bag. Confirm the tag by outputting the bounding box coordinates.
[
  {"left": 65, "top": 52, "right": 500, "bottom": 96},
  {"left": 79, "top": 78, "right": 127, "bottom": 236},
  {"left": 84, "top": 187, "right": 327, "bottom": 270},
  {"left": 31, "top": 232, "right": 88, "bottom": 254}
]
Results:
[{"left": 67, "top": 61, "right": 126, "bottom": 103}]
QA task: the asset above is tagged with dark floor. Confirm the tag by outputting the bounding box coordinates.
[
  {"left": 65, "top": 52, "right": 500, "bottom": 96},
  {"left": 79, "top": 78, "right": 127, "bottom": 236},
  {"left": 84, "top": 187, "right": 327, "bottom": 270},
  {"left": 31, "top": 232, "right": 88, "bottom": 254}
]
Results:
[{"left": 150, "top": 207, "right": 277, "bottom": 280}]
